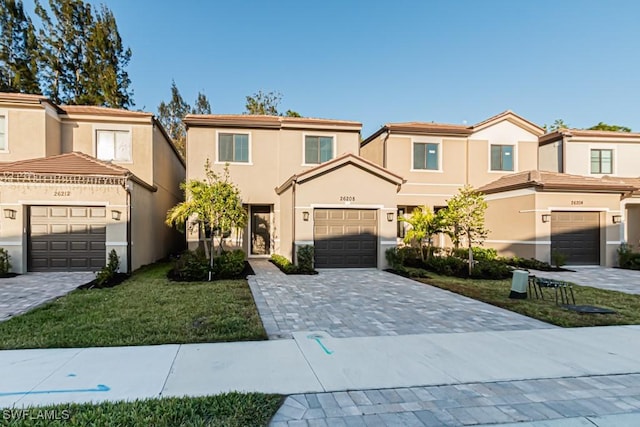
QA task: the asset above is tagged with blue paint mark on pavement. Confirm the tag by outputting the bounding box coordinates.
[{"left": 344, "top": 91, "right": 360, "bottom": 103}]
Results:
[
  {"left": 66, "top": 373, "right": 77, "bottom": 377},
  {"left": 0, "top": 384, "right": 110, "bottom": 397},
  {"left": 307, "top": 334, "right": 334, "bottom": 355}
]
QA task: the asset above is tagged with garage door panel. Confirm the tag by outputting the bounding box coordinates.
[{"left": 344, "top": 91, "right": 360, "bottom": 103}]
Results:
[
  {"left": 90, "top": 208, "right": 106, "bottom": 218},
  {"left": 314, "top": 209, "right": 378, "bottom": 268},
  {"left": 551, "top": 211, "right": 600, "bottom": 265},
  {"left": 29, "top": 206, "right": 106, "bottom": 272}
]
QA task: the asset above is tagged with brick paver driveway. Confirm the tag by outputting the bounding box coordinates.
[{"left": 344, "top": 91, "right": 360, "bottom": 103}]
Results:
[
  {"left": 249, "top": 261, "right": 553, "bottom": 339},
  {"left": 529, "top": 266, "right": 640, "bottom": 295},
  {"left": 0, "top": 272, "right": 95, "bottom": 321}
]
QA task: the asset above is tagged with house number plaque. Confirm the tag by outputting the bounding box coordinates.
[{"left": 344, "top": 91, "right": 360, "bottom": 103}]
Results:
[
  {"left": 571, "top": 200, "right": 583, "bottom": 205},
  {"left": 53, "top": 191, "right": 71, "bottom": 197},
  {"left": 340, "top": 196, "right": 355, "bottom": 202}
]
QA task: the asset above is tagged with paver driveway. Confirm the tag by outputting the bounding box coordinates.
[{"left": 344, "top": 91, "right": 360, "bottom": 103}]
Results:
[
  {"left": 248, "top": 261, "right": 553, "bottom": 339},
  {"left": 529, "top": 266, "right": 640, "bottom": 295},
  {"left": 0, "top": 272, "right": 94, "bottom": 321}
]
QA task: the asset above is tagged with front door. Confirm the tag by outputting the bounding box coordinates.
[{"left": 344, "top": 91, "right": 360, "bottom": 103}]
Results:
[{"left": 251, "top": 205, "right": 271, "bottom": 255}]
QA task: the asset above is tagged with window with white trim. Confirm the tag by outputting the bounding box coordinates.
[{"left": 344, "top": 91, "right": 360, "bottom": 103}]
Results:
[
  {"left": 218, "top": 133, "right": 249, "bottom": 163},
  {"left": 96, "top": 130, "right": 131, "bottom": 162},
  {"left": 413, "top": 142, "right": 439, "bottom": 170},
  {"left": 590, "top": 149, "right": 612, "bottom": 174},
  {"left": 490, "top": 144, "right": 514, "bottom": 171},
  {"left": 0, "top": 115, "right": 6, "bottom": 150},
  {"left": 304, "top": 135, "right": 333, "bottom": 164}
]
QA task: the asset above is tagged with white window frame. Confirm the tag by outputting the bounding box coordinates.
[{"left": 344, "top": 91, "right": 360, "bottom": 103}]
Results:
[
  {"left": 0, "top": 109, "right": 8, "bottom": 153},
  {"left": 410, "top": 137, "right": 443, "bottom": 173},
  {"left": 302, "top": 132, "right": 337, "bottom": 166},
  {"left": 215, "top": 130, "right": 252, "bottom": 165},
  {"left": 589, "top": 147, "right": 615, "bottom": 175},
  {"left": 488, "top": 143, "right": 517, "bottom": 173},
  {"left": 94, "top": 126, "right": 132, "bottom": 163}
]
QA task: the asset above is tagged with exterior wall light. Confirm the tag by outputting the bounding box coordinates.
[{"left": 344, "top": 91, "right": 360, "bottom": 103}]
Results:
[
  {"left": 3, "top": 209, "right": 16, "bottom": 220},
  {"left": 111, "top": 210, "right": 122, "bottom": 221},
  {"left": 302, "top": 211, "right": 309, "bottom": 221},
  {"left": 387, "top": 212, "right": 394, "bottom": 222},
  {"left": 612, "top": 215, "right": 623, "bottom": 224},
  {"left": 541, "top": 214, "right": 551, "bottom": 223}
]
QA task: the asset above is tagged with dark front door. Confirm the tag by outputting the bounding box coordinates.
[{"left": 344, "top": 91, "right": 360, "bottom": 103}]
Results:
[
  {"left": 313, "top": 209, "right": 377, "bottom": 268},
  {"left": 251, "top": 205, "right": 271, "bottom": 255}
]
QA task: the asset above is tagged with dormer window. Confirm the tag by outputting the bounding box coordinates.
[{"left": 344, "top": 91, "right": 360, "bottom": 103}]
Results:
[
  {"left": 490, "top": 144, "right": 514, "bottom": 171},
  {"left": 304, "top": 135, "right": 334, "bottom": 164},
  {"left": 96, "top": 130, "right": 131, "bottom": 162},
  {"left": 590, "top": 149, "right": 612, "bottom": 174}
]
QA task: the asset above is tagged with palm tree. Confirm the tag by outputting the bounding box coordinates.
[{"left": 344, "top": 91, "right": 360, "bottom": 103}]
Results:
[{"left": 399, "top": 206, "right": 445, "bottom": 261}]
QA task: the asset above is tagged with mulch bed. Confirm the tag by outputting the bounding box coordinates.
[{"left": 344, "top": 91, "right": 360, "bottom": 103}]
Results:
[
  {"left": 167, "top": 261, "right": 256, "bottom": 282},
  {"left": 78, "top": 273, "right": 130, "bottom": 290}
]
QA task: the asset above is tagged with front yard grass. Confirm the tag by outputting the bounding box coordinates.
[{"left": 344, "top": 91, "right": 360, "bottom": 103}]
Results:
[
  {"left": 5, "top": 393, "right": 282, "bottom": 427},
  {"left": 412, "top": 271, "right": 640, "bottom": 327},
  {"left": 0, "top": 263, "right": 267, "bottom": 349}
]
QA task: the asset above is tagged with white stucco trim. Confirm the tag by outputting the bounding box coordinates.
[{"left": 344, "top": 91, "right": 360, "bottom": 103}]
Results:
[
  {"left": 486, "top": 239, "right": 551, "bottom": 245},
  {"left": 547, "top": 206, "right": 611, "bottom": 212},
  {"left": 0, "top": 108, "right": 8, "bottom": 153},
  {"left": 380, "top": 240, "right": 398, "bottom": 245},
  {"left": 106, "top": 241, "right": 128, "bottom": 246},
  {"left": 397, "top": 193, "right": 456, "bottom": 197},
  {"left": 606, "top": 241, "right": 623, "bottom": 245},
  {"left": 294, "top": 240, "right": 314, "bottom": 245},
  {"left": 17, "top": 200, "right": 110, "bottom": 206},
  {"left": 305, "top": 204, "right": 386, "bottom": 209},
  {"left": 483, "top": 189, "right": 536, "bottom": 201},
  {"left": 405, "top": 182, "right": 465, "bottom": 187},
  {"left": 0, "top": 241, "right": 22, "bottom": 246}
]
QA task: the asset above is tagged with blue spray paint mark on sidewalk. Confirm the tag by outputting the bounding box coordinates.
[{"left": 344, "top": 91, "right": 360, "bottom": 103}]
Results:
[
  {"left": 307, "top": 334, "right": 334, "bottom": 355},
  {"left": 0, "top": 384, "right": 110, "bottom": 397}
]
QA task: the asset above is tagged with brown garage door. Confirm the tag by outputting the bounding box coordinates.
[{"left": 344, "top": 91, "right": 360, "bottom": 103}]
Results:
[
  {"left": 313, "top": 209, "right": 377, "bottom": 268},
  {"left": 550, "top": 211, "right": 600, "bottom": 265},
  {"left": 29, "top": 206, "right": 107, "bottom": 271}
]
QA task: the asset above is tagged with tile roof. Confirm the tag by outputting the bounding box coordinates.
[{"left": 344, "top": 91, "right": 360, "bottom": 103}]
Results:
[
  {"left": 478, "top": 170, "right": 638, "bottom": 194},
  {"left": 184, "top": 114, "right": 361, "bottom": 128},
  {"left": 540, "top": 128, "right": 640, "bottom": 144},
  {"left": 0, "top": 92, "right": 49, "bottom": 102},
  {"left": 60, "top": 105, "right": 153, "bottom": 118},
  {"left": 0, "top": 152, "right": 131, "bottom": 176}
]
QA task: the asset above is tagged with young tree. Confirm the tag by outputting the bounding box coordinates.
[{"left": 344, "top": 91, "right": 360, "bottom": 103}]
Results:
[
  {"left": 0, "top": 0, "right": 40, "bottom": 93},
  {"left": 165, "top": 160, "right": 247, "bottom": 281},
  {"left": 543, "top": 119, "right": 569, "bottom": 132},
  {"left": 399, "top": 206, "right": 444, "bottom": 261},
  {"left": 35, "top": 0, "right": 132, "bottom": 107},
  {"left": 441, "top": 185, "right": 489, "bottom": 274},
  {"left": 245, "top": 90, "right": 281, "bottom": 115}
]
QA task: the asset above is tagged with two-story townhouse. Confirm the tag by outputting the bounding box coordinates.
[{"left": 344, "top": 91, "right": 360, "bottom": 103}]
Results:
[
  {"left": 360, "top": 111, "right": 543, "bottom": 246},
  {"left": 0, "top": 92, "right": 185, "bottom": 273},
  {"left": 539, "top": 129, "right": 640, "bottom": 253},
  {"left": 361, "top": 111, "right": 638, "bottom": 267},
  {"left": 184, "top": 114, "right": 403, "bottom": 268}
]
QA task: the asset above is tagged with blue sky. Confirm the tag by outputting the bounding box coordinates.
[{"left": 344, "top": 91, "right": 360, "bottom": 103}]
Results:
[{"left": 24, "top": 0, "right": 640, "bottom": 136}]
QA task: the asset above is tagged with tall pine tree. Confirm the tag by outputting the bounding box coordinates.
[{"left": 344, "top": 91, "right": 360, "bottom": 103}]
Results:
[
  {"left": 157, "top": 81, "right": 212, "bottom": 156},
  {"left": 0, "top": 0, "right": 40, "bottom": 93},
  {"left": 35, "top": 0, "right": 132, "bottom": 107}
]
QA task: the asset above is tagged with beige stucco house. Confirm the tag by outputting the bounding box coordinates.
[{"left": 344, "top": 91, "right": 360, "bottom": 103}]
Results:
[
  {"left": 0, "top": 92, "right": 185, "bottom": 273},
  {"left": 184, "top": 114, "right": 403, "bottom": 268}
]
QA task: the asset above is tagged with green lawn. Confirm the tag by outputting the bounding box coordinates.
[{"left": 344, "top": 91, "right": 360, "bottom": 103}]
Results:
[
  {"left": 0, "top": 263, "right": 267, "bottom": 349},
  {"left": 410, "top": 270, "right": 640, "bottom": 327},
  {"left": 3, "top": 393, "right": 282, "bottom": 427}
]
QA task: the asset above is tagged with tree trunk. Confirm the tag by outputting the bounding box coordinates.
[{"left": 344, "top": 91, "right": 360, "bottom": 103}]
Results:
[
  {"left": 467, "top": 239, "right": 473, "bottom": 276},
  {"left": 208, "top": 231, "right": 214, "bottom": 282}
]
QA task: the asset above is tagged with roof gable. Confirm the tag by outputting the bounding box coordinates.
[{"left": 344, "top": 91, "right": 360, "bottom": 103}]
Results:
[
  {"left": 472, "top": 110, "right": 545, "bottom": 136},
  {"left": 276, "top": 153, "right": 405, "bottom": 194}
]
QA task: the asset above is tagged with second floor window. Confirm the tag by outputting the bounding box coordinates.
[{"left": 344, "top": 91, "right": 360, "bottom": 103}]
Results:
[
  {"left": 591, "top": 149, "right": 612, "bottom": 174},
  {"left": 413, "top": 142, "right": 439, "bottom": 170},
  {"left": 305, "top": 135, "right": 333, "bottom": 164},
  {"left": 97, "top": 130, "right": 131, "bottom": 162},
  {"left": 490, "top": 144, "right": 514, "bottom": 171},
  {"left": 0, "top": 115, "right": 6, "bottom": 150},
  {"left": 219, "top": 133, "right": 249, "bottom": 163}
]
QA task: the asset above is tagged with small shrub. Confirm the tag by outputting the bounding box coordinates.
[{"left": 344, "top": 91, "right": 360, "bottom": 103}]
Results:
[
  {"left": 470, "top": 259, "right": 513, "bottom": 279},
  {"left": 213, "top": 249, "right": 246, "bottom": 278},
  {"left": 551, "top": 250, "right": 567, "bottom": 268},
  {"left": 297, "top": 245, "right": 314, "bottom": 273},
  {"left": 0, "top": 248, "right": 11, "bottom": 275},
  {"left": 451, "top": 247, "right": 497, "bottom": 261},
  {"left": 270, "top": 254, "right": 298, "bottom": 274},
  {"left": 170, "top": 250, "right": 209, "bottom": 281},
  {"left": 499, "top": 256, "right": 554, "bottom": 271},
  {"left": 618, "top": 244, "right": 640, "bottom": 270},
  {"left": 423, "top": 256, "right": 467, "bottom": 277},
  {"left": 96, "top": 249, "right": 120, "bottom": 286}
]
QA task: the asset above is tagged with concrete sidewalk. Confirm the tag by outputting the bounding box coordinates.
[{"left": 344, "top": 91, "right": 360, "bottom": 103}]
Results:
[{"left": 1, "top": 325, "right": 640, "bottom": 410}]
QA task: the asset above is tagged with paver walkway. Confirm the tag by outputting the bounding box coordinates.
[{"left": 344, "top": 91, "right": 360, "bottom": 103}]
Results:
[
  {"left": 0, "top": 272, "right": 94, "bottom": 321},
  {"left": 528, "top": 266, "right": 640, "bottom": 295},
  {"left": 272, "top": 374, "right": 640, "bottom": 426},
  {"left": 248, "top": 260, "right": 553, "bottom": 339}
]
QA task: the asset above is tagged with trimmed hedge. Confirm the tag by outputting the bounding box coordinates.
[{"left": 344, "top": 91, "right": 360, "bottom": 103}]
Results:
[
  {"left": 619, "top": 244, "right": 640, "bottom": 270},
  {"left": 168, "top": 249, "right": 247, "bottom": 281},
  {"left": 270, "top": 247, "right": 318, "bottom": 275}
]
